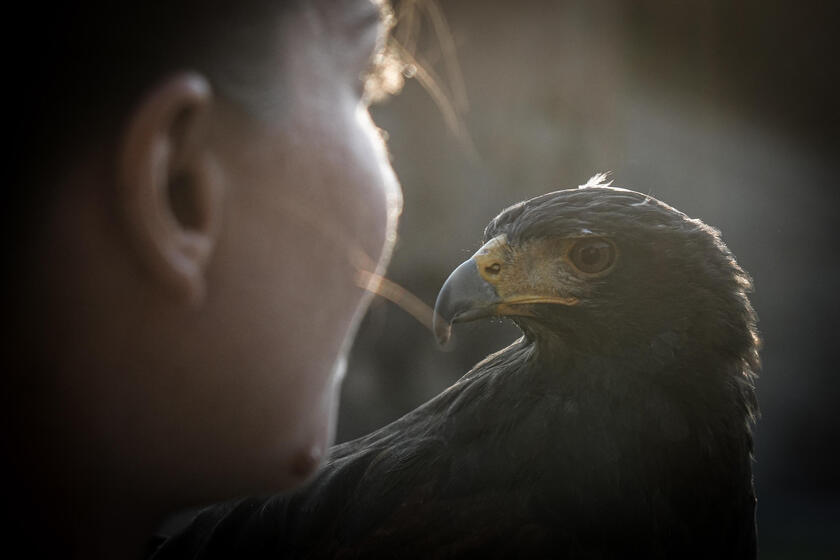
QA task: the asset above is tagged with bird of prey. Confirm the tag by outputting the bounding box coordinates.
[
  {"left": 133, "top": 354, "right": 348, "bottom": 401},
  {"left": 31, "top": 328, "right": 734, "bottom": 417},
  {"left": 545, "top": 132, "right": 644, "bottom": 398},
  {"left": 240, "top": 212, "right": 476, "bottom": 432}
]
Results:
[{"left": 152, "top": 181, "right": 760, "bottom": 559}]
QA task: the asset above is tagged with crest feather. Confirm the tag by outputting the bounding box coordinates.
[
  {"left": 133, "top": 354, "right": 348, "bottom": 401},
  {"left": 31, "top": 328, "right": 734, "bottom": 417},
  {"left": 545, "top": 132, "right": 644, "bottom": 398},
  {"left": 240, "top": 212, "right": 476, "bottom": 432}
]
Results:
[{"left": 579, "top": 172, "right": 613, "bottom": 189}]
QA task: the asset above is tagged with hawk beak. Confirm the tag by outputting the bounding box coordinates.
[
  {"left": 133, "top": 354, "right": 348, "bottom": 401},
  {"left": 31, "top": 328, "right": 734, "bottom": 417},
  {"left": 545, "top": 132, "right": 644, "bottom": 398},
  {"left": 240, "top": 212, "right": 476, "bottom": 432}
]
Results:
[
  {"left": 433, "top": 258, "right": 501, "bottom": 346},
  {"left": 434, "top": 235, "right": 581, "bottom": 346}
]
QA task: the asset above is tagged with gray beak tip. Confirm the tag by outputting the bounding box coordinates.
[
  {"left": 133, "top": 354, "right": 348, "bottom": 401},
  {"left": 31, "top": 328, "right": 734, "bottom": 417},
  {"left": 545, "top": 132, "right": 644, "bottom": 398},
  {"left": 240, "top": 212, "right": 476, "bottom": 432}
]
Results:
[
  {"left": 432, "top": 257, "right": 499, "bottom": 350},
  {"left": 433, "top": 314, "right": 454, "bottom": 348}
]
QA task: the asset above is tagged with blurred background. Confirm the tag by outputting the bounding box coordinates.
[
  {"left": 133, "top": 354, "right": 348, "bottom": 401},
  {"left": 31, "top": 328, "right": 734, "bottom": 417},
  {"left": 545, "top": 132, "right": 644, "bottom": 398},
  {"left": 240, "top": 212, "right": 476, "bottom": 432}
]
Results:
[{"left": 340, "top": 0, "right": 839, "bottom": 557}]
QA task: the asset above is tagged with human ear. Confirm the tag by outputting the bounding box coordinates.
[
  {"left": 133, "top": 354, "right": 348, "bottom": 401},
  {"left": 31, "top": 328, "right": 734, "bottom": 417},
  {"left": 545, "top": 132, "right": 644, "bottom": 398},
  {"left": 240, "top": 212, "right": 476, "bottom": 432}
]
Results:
[{"left": 118, "top": 72, "right": 223, "bottom": 305}]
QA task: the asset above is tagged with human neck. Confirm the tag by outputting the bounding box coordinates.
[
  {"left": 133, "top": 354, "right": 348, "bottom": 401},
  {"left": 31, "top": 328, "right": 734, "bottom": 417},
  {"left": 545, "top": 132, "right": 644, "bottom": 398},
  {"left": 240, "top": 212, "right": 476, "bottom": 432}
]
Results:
[
  {"left": 4, "top": 406, "right": 165, "bottom": 560},
  {"left": 11, "top": 477, "right": 165, "bottom": 559}
]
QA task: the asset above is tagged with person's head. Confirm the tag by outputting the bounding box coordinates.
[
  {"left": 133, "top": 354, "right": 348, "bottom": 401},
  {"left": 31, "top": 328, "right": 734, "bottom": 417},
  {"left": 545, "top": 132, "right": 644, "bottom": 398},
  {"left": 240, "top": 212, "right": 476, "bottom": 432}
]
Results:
[{"left": 8, "top": 0, "right": 401, "bottom": 533}]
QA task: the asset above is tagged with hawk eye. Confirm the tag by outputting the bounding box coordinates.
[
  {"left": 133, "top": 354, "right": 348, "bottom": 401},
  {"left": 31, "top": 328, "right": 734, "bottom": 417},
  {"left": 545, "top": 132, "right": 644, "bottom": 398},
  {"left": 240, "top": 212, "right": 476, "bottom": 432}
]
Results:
[
  {"left": 569, "top": 238, "right": 616, "bottom": 274},
  {"left": 485, "top": 262, "right": 501, "bottom": 275}
]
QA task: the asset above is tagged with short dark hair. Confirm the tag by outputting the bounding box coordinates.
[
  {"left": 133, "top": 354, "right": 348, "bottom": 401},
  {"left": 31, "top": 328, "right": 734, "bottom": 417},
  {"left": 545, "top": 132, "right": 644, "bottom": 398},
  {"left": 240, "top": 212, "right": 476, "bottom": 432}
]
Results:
[{"left": 10, "top": 1, "right": 292, "bottom": 211}]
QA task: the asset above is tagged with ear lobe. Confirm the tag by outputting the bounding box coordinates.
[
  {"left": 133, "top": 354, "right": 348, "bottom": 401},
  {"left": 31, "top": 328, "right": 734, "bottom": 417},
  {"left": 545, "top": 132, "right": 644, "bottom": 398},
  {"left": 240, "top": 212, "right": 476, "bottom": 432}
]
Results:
[{"left": 118, "top": 72, "right": 223, "bottom": 306}]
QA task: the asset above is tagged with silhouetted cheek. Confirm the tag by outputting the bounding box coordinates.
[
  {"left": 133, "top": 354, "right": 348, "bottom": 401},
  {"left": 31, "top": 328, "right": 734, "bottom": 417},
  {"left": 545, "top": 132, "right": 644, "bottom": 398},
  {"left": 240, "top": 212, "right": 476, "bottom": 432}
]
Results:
[{"left": 351, "top": 106, "right": 402, "bottom": 273}]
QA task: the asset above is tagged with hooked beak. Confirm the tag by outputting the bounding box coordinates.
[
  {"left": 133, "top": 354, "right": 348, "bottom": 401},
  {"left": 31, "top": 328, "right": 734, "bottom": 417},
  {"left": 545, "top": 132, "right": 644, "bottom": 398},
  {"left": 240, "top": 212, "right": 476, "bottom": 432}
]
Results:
[{"left": 433, "top": 258, "right": 501, "bottom": 346}]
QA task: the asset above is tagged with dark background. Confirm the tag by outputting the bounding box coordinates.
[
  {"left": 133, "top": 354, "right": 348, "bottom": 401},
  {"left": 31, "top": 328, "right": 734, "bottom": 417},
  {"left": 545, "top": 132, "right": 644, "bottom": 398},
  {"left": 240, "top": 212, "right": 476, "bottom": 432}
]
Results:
[{"left": 339, "top": 1, "right": 839, "bottom": 557}]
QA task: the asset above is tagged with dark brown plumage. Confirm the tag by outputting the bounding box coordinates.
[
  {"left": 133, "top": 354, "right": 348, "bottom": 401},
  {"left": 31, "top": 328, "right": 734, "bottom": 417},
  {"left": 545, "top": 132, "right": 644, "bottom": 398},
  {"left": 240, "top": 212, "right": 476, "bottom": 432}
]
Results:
[{"left": 152, "top": 183, "right": 760, "bottom": 559}]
